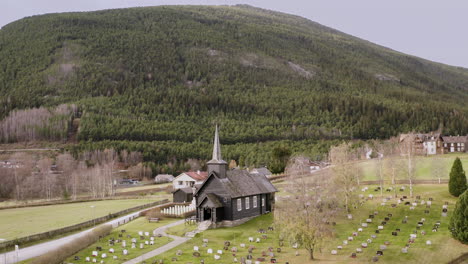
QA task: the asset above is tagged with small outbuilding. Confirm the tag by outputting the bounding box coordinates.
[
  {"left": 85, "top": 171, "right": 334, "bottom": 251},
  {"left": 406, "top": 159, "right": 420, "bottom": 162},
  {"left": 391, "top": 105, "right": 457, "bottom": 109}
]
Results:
[{"left": 173, "top": 187, "right": 195, "bottom": 203}]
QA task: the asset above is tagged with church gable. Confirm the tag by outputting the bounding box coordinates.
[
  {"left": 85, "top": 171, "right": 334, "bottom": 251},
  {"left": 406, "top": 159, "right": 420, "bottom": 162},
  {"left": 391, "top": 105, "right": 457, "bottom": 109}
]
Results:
[{"left": 196, "top": 173, "right": 229, "bottom": 207}]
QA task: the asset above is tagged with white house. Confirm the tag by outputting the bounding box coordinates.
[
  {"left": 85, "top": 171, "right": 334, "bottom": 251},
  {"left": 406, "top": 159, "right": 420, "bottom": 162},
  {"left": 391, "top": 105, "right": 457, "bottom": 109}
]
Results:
[{"left": 173, "top": 171, "right": 208, "bottom": 189}]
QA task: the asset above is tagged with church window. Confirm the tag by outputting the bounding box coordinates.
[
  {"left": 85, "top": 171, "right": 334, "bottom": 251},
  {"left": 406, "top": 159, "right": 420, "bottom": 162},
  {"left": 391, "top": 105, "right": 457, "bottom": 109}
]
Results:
[
  {"left": 246, "top": 197, "right": 250, "bottom": 209},
  {"left": 237, "top": 198, "right": 242, "bottom": 211},
  {"left": 253, "top": 196, "right": 257, "bottom": 208}
]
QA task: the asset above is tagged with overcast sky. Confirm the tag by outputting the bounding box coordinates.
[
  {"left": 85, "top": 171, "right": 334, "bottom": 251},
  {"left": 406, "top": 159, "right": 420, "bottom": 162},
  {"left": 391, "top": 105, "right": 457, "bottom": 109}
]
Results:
[{"left": 2, "top": 0, "right": 467, "bottom": 68}]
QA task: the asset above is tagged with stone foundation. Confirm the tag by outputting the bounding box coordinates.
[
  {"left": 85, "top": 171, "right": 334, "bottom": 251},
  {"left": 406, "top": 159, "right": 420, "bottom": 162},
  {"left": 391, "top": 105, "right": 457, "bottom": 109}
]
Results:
[{"left": 209, "top": 215, "right": 258, "bottom": 229}]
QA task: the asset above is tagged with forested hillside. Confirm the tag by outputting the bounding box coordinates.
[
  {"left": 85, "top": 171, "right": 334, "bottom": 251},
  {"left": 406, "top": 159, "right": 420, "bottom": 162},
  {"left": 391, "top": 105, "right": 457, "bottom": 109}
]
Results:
[{"left": 1, "top": 5, "right": 468, "bottom": 172}]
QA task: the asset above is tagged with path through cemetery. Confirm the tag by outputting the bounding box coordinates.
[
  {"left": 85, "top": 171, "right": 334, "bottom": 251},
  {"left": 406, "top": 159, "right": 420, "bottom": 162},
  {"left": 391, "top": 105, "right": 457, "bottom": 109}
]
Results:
[
  {"left": 122, "top": 219, "right": 191, "bottom": 264},
  {"left": 0, "top": 203, "right": 169, "bottom": 264}
]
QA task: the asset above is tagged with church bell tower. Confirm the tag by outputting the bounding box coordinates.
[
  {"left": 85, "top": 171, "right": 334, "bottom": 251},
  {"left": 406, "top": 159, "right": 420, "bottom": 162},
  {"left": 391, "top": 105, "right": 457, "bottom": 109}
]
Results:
[{"left": 207, "top": 125, "right": 228, "bottom": 178}]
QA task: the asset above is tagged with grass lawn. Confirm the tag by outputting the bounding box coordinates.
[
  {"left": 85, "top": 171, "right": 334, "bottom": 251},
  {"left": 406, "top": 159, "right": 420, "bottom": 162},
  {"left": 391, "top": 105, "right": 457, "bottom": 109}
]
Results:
[
  {"left": 63, "top": 217, "right": 178, "bottom": 264},
  {"left": 0, "top": 199, "right": 160, "bottom": 241},
  {"left": 116, "top": 183, "right": 171, "bottom": 193},
  {"left": 359, "top": 153, "right": 468, "bottom": 181},
  {"left": 165, "top": 223, "right": 199, "bottom": 237},
  {"left": 138, "top": 184, "right": 467, "bottom": 264}
]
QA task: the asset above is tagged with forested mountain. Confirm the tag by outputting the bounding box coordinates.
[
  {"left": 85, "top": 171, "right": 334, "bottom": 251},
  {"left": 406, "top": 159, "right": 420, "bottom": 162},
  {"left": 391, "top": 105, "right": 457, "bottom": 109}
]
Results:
[{"left": 1, "top": 5, "right": 467, "bottom": 172}]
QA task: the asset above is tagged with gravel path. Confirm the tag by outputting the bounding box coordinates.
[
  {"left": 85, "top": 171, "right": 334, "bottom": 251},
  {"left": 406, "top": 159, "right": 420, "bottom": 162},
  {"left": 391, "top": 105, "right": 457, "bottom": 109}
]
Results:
[{"left": 122, "top": 219, "right": 192, "bottom": 264}]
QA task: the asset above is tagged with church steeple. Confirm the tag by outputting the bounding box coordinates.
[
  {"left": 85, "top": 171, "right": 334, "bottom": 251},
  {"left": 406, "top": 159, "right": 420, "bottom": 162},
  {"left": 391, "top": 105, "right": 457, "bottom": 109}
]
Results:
[{"left": 207, "top": 125, "right": 228, "bottom": 178}]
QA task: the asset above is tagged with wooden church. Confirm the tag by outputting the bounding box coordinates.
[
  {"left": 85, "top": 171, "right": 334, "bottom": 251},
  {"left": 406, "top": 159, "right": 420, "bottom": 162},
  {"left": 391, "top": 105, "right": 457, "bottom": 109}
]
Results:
[{"left": 195, "top": 126, "right": 277, "bottom": 227}]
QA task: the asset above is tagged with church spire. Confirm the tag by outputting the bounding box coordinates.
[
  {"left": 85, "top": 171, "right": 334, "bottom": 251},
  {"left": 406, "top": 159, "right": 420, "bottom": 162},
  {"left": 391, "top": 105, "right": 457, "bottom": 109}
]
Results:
[
  {"left": 207, "top": 124, "right": 228, "bottom": 178},
  {"left": 212, "top": 124, "right": 222, "bottom": 162}
]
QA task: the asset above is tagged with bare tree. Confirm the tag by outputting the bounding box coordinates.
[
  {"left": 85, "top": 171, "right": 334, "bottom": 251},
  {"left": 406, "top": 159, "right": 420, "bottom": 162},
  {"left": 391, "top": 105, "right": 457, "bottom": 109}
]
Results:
[
  {"left": 329, "top": 143, "right": 360, "bottom": 212},
  {"left": 56, "top": 153, "right": 77, "bottom": 198},
  {"left": 275, "top": 156, "right": 339, "bottom": 260},
  {"left": 37, "top": 157, "right": 55, "bottom": 200},
  {"left": 10, "top": 152, "right": 34, "bottom": 200},
  {"left": 431, "top": 156, "right": 446, "bottom": 184},
  {"left": 399, "top": 134, "right": 417, "bottom": 197}
]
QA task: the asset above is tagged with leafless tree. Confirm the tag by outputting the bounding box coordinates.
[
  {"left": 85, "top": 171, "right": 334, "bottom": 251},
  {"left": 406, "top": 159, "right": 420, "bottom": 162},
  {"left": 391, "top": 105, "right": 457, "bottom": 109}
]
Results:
[
  {"left": 56, "top": 153, "right": 77, "bottom": 197},
  {"left": 431, "top": 156, "right": 446, "bottom": 184},
  {"left": 275, "top": 156, "right": 339, "bottom": 260},
  {"left": 10, "top": 152, "right": 34, "bottom": 200},
  {"left": 329, "top": 143, "right": 360, "bottom": 212},
  {"left": 37, "top": 157, "right": 55, "bottom": 200},
  {"left": 399, "top": 134, "right": 417, "bottom": 197}
]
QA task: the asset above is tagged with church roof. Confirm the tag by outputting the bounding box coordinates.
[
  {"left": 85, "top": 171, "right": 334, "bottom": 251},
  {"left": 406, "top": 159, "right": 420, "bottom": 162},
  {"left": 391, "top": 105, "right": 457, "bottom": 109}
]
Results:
[
  {"left": 200, "top": 193, "right": 223, "bottom": 208},
  {"left": 216, "top": 169, "right": 277, "bottom": 198}
]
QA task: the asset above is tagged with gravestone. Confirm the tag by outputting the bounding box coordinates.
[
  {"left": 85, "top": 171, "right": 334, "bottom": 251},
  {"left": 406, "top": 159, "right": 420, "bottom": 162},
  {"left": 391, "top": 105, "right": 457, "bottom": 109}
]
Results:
[
  {"left": 372, "top": 256, "right": 379, "bottom": 262},
  {"left": 140, "top": 243, "right": 144, "bottom": 249},
  {"left": 356, "top": 248, "right": 362, "bottom": 253},
  {"left": 351, "top": 252, "right": 357, "bottom": 258},
  {"left": 331, "top": 250, "right": 337, "bottom": 255},
  {"left": 193, "top": 252, "right": 201, "bottom": 257},
  {"left": 150, "top": 241, "right": 154, "bottom": 245},
  {"left": 109, "top": 248, "right": 114, "bottom": 253},
  {"left": 371, "top": 235, "right": 377, "bottom": 239},
  {"left": 401, "top": 247, "right": 408, "bottom": 253},
  {"left": 207, "top": 249, "right": 213, "bottom": 254},
  {"left": 362, "top": 223, "right": 368, "bottom": 227},
  {"left": 367, "top": 239, "right": 372, "bottom": 243},
  {"left": 123, "top": 249, "right": 128, "bottom": 255},
  {"left": 361, "top": 243, "right": 368, "bottom": 248},
  {"left": 377, "top": 250, "right": 383, "bottom": 256},
  {"left": 194, "top": 246, "right": 199, "bottom": 251},
  {"left": 214, "top": 255, "right": 220, "bottom": 260},
  {"left": 217, "top": 250, "right": 223, "bottom": 254},
  {"left": 426, "top": 240, "right": 432, "bottom": 245},
  {"left": 392, "top": 232, "right": 398, "bottom": 236}
]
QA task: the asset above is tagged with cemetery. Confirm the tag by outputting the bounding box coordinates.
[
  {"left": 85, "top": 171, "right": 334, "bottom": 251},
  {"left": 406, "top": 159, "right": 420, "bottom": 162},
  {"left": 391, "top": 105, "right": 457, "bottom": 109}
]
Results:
[
  {"left": 132, "top": 184, "right": 467, "bottom": 264},
  {"left": 62, "top": 217, "right": 178, "bottom": 264}
]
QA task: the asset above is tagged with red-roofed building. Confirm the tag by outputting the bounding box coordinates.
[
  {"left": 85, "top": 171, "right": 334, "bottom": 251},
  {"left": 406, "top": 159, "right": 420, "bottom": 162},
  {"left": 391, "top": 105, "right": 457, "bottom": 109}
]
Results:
[{"left": 173, "top": 170, "right": 208, "bottom": 189}]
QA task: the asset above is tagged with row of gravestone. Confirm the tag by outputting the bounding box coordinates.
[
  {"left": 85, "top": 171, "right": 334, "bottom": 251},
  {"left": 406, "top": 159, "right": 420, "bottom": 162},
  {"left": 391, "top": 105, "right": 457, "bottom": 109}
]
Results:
[{"left": 163, "top": 228, "right": 292, "bottom": 264}]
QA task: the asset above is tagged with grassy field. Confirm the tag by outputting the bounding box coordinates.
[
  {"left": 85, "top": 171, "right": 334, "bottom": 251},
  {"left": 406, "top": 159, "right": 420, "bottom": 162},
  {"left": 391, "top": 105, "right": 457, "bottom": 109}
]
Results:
[
  {"left": 0, "top": 199, "right": 160, "bottom": 241},
  {"left": 137, "top": 184, "right": 467, "bottom": 264},
  {"left": 115, "top": 183, "right": 171, "bottom": 193},
  {"left": 359, "top": 153, "right": 468, "bottom": 181},
  {"left": 62, "top": 217, "right": 178, "bottom": 264}
]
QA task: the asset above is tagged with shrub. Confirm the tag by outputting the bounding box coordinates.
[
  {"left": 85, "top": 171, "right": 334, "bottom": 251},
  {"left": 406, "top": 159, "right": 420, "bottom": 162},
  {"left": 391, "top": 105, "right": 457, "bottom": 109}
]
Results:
[
  {"left": 449, "top": 190, "right": 468, "bottom": 244},
  {"left": 449, "top": 157, "right": 467, "bottom": 197},
  {"left": 31, "top": 225, "right": 112, "bottom": 264}
]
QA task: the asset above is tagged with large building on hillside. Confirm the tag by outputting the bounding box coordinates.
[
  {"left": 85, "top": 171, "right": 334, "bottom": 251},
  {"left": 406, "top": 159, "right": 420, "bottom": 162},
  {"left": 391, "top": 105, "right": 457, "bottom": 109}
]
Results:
[
  {"left": 442, "top": 136, "right": 467, "bottom": 153},
  {"left": 194, "top": 126, "right": 277, "bottom": 228},
  {"left": 399, "top": 133, "right": 468, "bottom": 155}
]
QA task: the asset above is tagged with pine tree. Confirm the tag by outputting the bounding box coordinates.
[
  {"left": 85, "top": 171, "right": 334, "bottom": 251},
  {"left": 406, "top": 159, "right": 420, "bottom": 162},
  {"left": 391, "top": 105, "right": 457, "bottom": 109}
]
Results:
[
  {"left": 449, "top": 190, "right": 468, "bottom": 244},
  {"left": 448, "top": 157, "right": 467, "bottom": 197}
]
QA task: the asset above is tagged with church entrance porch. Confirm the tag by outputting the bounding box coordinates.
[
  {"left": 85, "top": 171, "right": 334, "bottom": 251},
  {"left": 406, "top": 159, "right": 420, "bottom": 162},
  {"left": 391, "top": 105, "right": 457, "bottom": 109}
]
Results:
[{"left": 203, "top": 207, "right": 212, "bottom": 222}]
